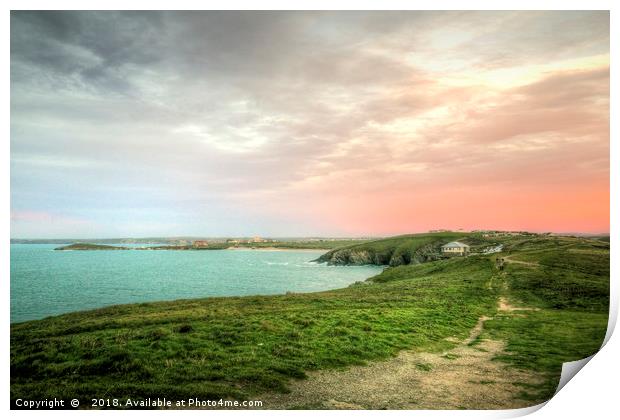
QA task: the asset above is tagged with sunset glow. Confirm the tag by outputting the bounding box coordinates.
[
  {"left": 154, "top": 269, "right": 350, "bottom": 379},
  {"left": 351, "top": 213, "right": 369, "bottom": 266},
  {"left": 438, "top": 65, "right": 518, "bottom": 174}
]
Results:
[{"left": 10, "top": 11, "right": 609, "bottom": 237}]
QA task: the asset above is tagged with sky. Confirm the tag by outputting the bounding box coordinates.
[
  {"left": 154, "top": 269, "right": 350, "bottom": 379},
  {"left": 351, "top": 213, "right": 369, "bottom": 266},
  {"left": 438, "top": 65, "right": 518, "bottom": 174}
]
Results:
[{"left": 10, "top": 11, "right": 610, "bottom": 238}]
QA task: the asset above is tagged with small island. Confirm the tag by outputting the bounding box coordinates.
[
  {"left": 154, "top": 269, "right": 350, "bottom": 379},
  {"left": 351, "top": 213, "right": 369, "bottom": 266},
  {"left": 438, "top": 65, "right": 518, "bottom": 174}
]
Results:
[
  {"left": 54, "top": 243, "right": 130, "bottom": 251},
  {"left": 52, "top": 239, "right": 369, "bottom": 252}
]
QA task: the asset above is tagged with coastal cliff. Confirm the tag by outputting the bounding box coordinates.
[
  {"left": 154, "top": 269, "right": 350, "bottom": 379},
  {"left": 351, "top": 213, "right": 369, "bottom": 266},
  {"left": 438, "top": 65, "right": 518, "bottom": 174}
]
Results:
[{"left": 314, "top": 233, "right": 465, "bottom": 266}]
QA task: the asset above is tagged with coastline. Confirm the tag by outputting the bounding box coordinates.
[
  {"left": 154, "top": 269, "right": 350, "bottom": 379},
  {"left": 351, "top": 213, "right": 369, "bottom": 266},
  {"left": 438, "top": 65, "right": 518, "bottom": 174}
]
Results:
[
  {"left": 49, "top": 243, "right": 334, "bottom": 252},
  {"left": 227, "top": 247, "right": 330, "bottom": 252},
  {"left": 12, "top": 245, "right": 374, "bottom": 322},
  {"left": 10, "top": 234, "right": 610, "bottom": 409}
]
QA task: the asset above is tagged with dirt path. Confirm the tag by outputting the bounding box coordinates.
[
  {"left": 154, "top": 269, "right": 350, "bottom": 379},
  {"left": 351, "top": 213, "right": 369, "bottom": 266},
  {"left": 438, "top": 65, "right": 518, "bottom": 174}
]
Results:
[
  {"left": 498, "top": 297, "right": 539, "bottom": 312},
  {"left": 502, "top": 256, "right": 540, "bottom": 267},
  {"left": 259, "top": 298, "right": 545, "bottom": 410}
]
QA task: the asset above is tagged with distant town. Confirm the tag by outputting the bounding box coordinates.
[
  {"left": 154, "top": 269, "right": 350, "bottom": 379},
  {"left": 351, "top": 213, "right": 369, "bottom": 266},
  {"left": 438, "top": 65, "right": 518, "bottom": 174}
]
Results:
[
  {"left": 11, "top": 229, "right": 609, "bottom": 245},
  {"left": 10, "top": 236, "right": 377, "bottom": 245}
]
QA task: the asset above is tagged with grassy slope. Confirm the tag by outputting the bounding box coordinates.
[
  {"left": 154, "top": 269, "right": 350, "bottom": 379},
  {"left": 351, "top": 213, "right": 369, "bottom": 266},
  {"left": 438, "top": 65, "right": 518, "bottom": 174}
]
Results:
[
  {"left": 11, "top": 255, "right": 499, "bottom": 402},
  {"left": 315, "top": 232, "right": 477, "bottom": 265},
  {"left": 482, "top": 236, "right": 609, "bottom": 401},
  {"left": 11, "top": 234, "right": 609, "bottom": 407}
]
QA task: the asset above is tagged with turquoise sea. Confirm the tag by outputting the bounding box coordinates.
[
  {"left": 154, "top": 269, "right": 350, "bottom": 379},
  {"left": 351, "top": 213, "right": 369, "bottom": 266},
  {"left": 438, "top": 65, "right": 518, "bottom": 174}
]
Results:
[{"left": 10, "top": 244, "right": 383, "bottom": 323}]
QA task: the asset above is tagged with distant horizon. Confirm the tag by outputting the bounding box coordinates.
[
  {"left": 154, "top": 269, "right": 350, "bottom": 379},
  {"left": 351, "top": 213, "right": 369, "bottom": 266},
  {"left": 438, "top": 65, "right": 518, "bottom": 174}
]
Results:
[
  {"left": 10, "top": 229, "right": 611, "bottom": 241},
  {"left": 11, "top": 11, "right": 609, "bottom": 238}
]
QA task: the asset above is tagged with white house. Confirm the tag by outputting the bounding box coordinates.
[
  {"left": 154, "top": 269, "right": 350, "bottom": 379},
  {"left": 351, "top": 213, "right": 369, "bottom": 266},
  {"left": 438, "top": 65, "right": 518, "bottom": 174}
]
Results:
[{"left": 441, "top": 241, "right": 471, "bottom": 256}]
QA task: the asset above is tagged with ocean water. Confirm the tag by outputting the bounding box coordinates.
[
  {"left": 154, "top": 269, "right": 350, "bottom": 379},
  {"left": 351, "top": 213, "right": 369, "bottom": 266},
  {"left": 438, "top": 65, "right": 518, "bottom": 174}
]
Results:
[{"left": 10, "top": 244, "right": 383, "bottom": 323}]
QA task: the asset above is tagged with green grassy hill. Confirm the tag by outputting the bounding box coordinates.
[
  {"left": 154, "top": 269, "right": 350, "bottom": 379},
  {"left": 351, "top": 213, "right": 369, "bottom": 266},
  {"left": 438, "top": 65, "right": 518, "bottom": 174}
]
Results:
[
  {"left": 314, "top": 232, "right": 494, "bottom": 266},
  {"left": 11, "top": 234, "right": 609, "bottom": 408}
]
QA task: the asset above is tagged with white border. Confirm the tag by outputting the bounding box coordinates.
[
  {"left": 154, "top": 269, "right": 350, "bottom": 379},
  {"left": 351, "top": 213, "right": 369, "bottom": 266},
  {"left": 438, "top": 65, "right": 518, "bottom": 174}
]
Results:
[
  {"left": 3, "top": 2, "right": 616, "bottom": 420},
  {"left": 1, "top": 0, "right": 615, "bottom": 11}
]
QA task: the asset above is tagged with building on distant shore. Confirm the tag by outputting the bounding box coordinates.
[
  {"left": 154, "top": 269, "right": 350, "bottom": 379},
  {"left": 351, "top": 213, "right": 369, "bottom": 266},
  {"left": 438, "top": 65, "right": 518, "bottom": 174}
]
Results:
[
  {"left": 441, "top": 241, "right": 470, "bottom": 256},
  {"left": 251, "top": 236, "right": 267, "bottom": 243},
  {"left": 193, "top": 240, "right": 209, "bottom": 248},
  {"left": 481, "top": 230, "right": 532, "bottom": 238}
]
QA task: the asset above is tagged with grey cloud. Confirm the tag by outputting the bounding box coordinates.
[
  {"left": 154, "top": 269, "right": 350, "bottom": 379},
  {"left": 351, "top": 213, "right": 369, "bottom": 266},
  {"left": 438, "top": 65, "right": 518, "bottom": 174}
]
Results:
[
  {"left": 10, "top": 11, "right": 610, "bottom": 236},
  {"left": 12, "top": 11, "right": 164, "bottom": 70}
]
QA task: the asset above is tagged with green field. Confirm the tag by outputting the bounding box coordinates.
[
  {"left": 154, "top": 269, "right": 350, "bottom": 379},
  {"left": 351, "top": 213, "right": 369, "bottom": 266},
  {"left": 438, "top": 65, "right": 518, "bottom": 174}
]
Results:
[
  {"left": 314, "top": 231, "right": 503, "bottom": 265},
  {"left": 10, "top": 233, "right": 609, "bottom": 408},
  {"left": 481, "top": 235, "right": 609, "bottom": 400}
]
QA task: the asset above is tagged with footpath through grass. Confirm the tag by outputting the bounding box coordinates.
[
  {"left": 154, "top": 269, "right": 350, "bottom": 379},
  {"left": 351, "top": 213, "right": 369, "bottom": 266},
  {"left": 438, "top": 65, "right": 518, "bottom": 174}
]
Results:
[
  {"left": 11, "top": 256, "right": 499, "bottom": 403},
  {"left": 10, "top": 234, "right": 609, "bottom": 408},
  {"left": 482, "top": 236, "right": 609, "bottom": 401}
]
